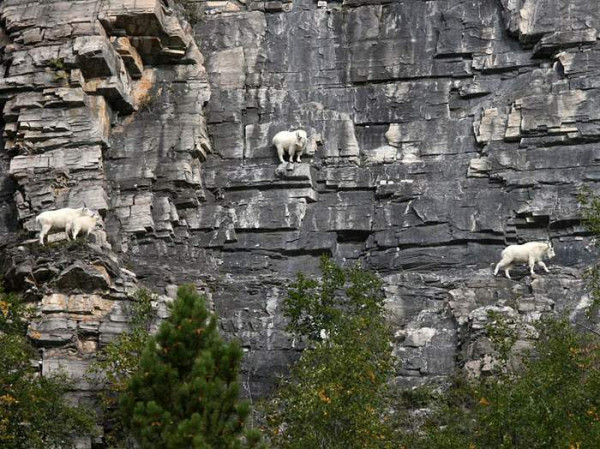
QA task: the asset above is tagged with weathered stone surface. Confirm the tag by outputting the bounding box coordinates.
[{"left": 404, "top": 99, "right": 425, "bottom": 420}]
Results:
[
  {"left": 55, "top": 261, "right": 112, "bottom": 292},
  {"left": 184, "top": 0, "right": 600, "bottom": 392},
  {"left": 2, "top": 0, "right": 600, "bottom": 420}
]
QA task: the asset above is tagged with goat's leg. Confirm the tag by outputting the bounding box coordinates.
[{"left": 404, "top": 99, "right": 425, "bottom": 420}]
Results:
[
  {"left": 529, "top": 257, "right": 537, "bottom": 277},
  {"left": 538, "top": 261, "right": 550, "bottom": 273},
  {"left": 72, "top": 224, "right": 80, "bottom": 240},
  {"left": 65, "top": 222, "right": 73, "bottom": 240},
  {"left": 495, "top": 257, "right": 511, "bottom": 277},
  {"left": 39, "top": 224, "right": 51, "bottom": 245},
  {"left": 276, "top": 144, "right": 286, "bottom": 164},
  {"left": 494, "top": 260, "right": 504, "bottom": 276}
]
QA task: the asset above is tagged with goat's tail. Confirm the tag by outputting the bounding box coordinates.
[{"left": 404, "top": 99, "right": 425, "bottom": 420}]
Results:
[{"left": 34, "top": 215, "right": 41, "bottom": 229}]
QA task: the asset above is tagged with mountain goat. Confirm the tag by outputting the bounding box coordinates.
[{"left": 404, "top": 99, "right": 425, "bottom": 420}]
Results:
[
  {"left": 272, "top": 129, "right": 308, "bottom": 164},
  {"left": 493, "top": 241, "right": 555, "bottom": 279},
  {"left": 66, "top": 212, "right": 100, "bottom": 241},
  {"left": 35, "top": 207, "right": 95, "bottom": 245}
]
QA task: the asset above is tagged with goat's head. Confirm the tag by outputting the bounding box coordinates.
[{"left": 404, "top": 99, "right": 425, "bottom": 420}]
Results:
[
  {"left": 546, "top": 242, "right": 556, "bottom": 259},
  {"left": 295, "top": 129, "right": 308, "bottom": 148}
]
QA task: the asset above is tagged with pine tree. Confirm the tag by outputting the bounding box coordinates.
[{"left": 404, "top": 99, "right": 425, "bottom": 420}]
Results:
[{"left": 119, "top": 285, "right": 262, "bottom": 448}]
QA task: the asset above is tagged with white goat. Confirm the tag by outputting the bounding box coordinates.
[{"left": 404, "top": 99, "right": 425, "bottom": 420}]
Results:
[
  {"left": 493, "top": 241, "right": 555, "bottom": 279},
  {"left": 272, "top": 129, "right": 308, "bottom": 164},
  {"left": 66, "top": 212, "right": 100, "bottom": 241},
  {"left": 35, "top": 207, "right": 94, "bottom": 245}
]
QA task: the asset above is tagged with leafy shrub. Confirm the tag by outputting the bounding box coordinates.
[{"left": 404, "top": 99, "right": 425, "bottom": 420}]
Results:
[
  {"left": 89, "top": 288, "right": 156, "bottom": 448},
  {"left": 403, "top": 319, "right": 600, "bottom": 449},
  {"left": 0, "top": 287, "right": 96, "bottom": 448},
  {"left": 265, "top": 257, "right": 396, "bottom": 448}
]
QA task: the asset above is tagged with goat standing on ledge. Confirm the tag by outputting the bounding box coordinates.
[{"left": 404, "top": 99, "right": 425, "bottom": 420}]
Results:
[
  {"left": 272, "top": 129, "right": 308, "bottom": 164},
  {"left": 494, "top": 241, "right": 555, "bottom": 279},
  {"left": 35, "top": 207, "right": 97, "bottom": 245},
  {"left": 66, "top": 212, "right": 100, "bottom": 241}
]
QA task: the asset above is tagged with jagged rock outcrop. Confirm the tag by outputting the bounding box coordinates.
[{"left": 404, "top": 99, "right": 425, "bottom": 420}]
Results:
[
  {"left": 0, "top": 1, "right": 210, "bottom": 446},
  {"left": 1, "top": 0, "right": 600, "bottom": 428}
]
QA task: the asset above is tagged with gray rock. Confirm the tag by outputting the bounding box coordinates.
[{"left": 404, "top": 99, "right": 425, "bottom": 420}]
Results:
[
  {"left": 1, "top": 0, "right": 600, "bottom": 417},
  {"left": 55, "top": 261, "right": 112, "bottom": 292}
]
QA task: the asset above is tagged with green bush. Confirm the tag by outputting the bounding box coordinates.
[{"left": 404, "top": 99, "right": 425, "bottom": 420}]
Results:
[
  {"left": 91, "top": 288, "right": 155, "bottom": 396},
  {"left": 403, "top": 319, "right": 600, "bottom": 449},
  {"left": 265, "top": 257, "right": 396, "bottom": 448},
  {"left": 579, "top": 186, "right": 600, "bottom": 314},
  {"left": 0, "top": 287, "right": 96, "bottom": 448}
]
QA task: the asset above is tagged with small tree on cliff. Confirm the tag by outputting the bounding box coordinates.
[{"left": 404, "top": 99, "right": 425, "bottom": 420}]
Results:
[
  {"left": 89, "top": 288, "right": 155, "bottom": 448},
  {"left": 266, "top": 256, "right": 396, "bottom": 448},
  {"left": 579, "top": 186, "right": 600, "bottom": 313},
  {"left": 119, "top": 284, "right": 262, "bottom": 448}
]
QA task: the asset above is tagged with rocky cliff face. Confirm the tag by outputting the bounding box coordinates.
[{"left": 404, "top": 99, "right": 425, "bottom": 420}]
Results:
[
  {"left": 194, "top": 0, "right": 599, "bottom": 392},
  {"left": 0, "top": 1, "right": 210, "bottom": 439},
  {"left": 0, "top": 0, "right": 599, "bottom": 418}
]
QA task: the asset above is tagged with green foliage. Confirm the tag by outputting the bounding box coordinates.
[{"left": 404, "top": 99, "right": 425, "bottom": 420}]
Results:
[
  {"left": 402, "top": 319, "right": 600, "bottom": 449},
  {"left": 119, "top": 284, "right": 263, "bottom": 448},
  {"left": 266, "top": 256, "right": 396, "bottom": 449},
  {"left": 485, "top": 310, "right": 519, "bottom": 365},
  {"left": 48, "top": 58, "right": 65, "bottom": 70},
  {"left": 584, "top": 264, "right": 600, "bottom": 316},
  {"left": 578, "top": 186, "right": 600, "bottom": 237},
  {"left": 53, "top": 71, "right": 69, "bottom": 82},
  {"left": 89, "top": 288, "right": 156, "bottom": 448},
  {"left": 48, "top": 58, "right": 69, "bottom": 82},
  {"left": 92, "top": 288, "right": 155, "bottom": 393},
  {"left": 0, "top": 287, "right": 96, "bottom": 448},
  {"left": 578, "top": 186, "right": 600, "bottom": 314}
]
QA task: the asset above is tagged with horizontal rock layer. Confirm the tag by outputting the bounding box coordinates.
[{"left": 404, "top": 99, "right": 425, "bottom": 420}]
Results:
[
  {"left": 0, "top": 1, "right": 210, "bottom": 446},
  {"left": 191, "top": 0, "right": 600, "bottom": 395},
  {"left": 1, "top": 0, "right": 600, "bottom": 414}
]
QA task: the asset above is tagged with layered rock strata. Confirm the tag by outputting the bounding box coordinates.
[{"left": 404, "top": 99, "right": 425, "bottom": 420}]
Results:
[
  {"left": 192, "top": 0, "right": 600, "bottom": 394},
  {"left": 0, "top": 2, "right": 209, "bottom": 446},
  {"left": 1, "top": 0, "right": 600, "bottom": 415}
]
